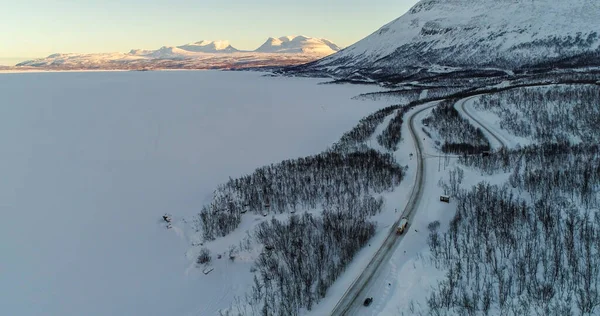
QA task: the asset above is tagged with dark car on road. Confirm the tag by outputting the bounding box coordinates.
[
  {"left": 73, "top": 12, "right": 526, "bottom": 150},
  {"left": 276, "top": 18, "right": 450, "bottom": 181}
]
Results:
[{"left": 363, "top": 297, "right": 373, "bottom": 306}]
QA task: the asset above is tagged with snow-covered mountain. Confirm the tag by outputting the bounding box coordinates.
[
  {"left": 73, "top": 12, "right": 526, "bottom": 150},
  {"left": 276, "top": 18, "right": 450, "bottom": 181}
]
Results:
[
  {"left": 296, "top": 0, "right": 600, "bottom": 78},
  {"left": 177, "top": 40, "right": 239, "bottom": 53},
  {"left": 255, "top": 36, "right": 341, "bottom": 54},
  {"left": 145, "top": 46, "right": 201, "bottom": 59},
  {"left": 14, "top": 36, "right": 341, "bottom": 70}
]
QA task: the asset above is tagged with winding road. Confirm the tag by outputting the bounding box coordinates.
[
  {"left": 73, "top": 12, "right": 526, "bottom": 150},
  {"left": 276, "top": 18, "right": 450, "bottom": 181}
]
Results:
[
  {"left": 455, "top": 96, "right": 508, "bottom": 149},
  {"left": 330, "top": 95, "right": 508, "bottom": 315},
  {"left": 330, "top": 101, "right": 438, "bottom": 316}
]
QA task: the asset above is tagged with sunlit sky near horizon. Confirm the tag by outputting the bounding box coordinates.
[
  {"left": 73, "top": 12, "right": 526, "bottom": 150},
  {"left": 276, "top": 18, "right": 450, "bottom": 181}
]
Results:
[{"left": 1, "top": 0, "right": 419, "bottom": 63}]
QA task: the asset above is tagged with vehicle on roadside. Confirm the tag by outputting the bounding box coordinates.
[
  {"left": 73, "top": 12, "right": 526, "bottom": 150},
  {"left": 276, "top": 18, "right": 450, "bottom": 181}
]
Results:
[
  {"left": 396, "top": 218, "right": 409, "bottom": 235},
  {"left": 363, "top": 297, "right": 373, "bottom": 306}
]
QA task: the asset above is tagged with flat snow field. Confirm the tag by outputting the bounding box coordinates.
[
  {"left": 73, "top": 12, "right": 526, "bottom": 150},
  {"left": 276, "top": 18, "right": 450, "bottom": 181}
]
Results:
[{"left": 0, "top": 70, "right": 389, "bottom": 316}]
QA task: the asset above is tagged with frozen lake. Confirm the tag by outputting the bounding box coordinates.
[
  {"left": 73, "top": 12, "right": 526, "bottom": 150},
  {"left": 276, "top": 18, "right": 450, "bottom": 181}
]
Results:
[{"left": 0, "top": 70, "right": 385, "bottom": 316}]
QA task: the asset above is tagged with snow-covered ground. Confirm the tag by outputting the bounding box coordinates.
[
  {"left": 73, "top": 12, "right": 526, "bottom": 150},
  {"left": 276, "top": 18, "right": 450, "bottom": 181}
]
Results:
[
  {"left": 301, "top": 99, "right": 478, "bottom": 315},
  {"left": 316, "top": 88, "right": 598, "bottom": 316},
  {"left": 0, "top": 70, "right": 390, "bottom": 316},
  {"left": 364, "top": 103, "right": 511, "bottom": 315},
  {"left": 302, "top": 97, "right": 516, "bottom": 316},
  {"left": 458, "top": 96, "right": 532, "bottom": 149},
  {"left": 304, "top": 107, "right": 417, "bottom": 316}
]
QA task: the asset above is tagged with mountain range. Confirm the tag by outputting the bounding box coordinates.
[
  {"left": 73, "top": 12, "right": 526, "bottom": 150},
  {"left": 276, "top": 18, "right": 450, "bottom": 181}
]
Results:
[
  {"left": 291, "top": 0, "right": 600, "bottom": 80},
  {"left": 10, "top": 0, "right": 600, "bottom": 76},
  {"left": 255, "top": 36, "right": 340, "bottom": 54},
  {"left": 11, "top": 36, "right": 340, "bottom": 70}
]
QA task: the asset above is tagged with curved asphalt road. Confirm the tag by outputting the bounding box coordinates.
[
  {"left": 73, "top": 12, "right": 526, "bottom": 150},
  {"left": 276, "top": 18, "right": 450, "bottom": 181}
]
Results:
[
  {"left": 330, "top": 102, "right": 438, "bottom": 316},
  {"left": 330, "top": 95, "right": 508, "bottom": 315},
  {"left": 455, "top": 96, "right": 508, "bottom": 149}
]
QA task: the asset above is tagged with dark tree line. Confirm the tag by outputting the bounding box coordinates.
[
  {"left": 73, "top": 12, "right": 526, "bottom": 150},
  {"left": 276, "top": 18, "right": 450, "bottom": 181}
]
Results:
[
  {"left": 354, "top": 85, "right": 481, "bottom": 104},
  {"left": 198, "top": 149, "right": 404, "bottom": 240},
  {"left": 331, "top": 104, "right": 399, "bottom": 153},
  {"left": 423, "top": 99, "right": 491, "bottom": 155},
  {"left": 244, "top": 198, "right": 381, "bottom": 315},
  {"left": 354, "top": 87, "right": 423, "bottom": 103},
  {"left": 377, "top": 105, "right": 412, "bottom": 151}
]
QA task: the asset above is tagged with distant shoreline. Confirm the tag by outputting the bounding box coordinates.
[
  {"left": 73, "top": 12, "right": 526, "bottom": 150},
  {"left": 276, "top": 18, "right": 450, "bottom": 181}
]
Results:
[
  {"left": 0, "top": 58, "right": 30, "bottom": 66},
  {"left": 0, "top": 68, "right": 132, "bottom": 74},
  {"left": 0, "top": 68, "right": 259, "bottom": 74}
]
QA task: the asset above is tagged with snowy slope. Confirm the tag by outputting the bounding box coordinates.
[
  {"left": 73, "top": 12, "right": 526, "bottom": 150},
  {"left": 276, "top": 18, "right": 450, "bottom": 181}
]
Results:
[
  {"left": 177, "top": 40, "right": 239, "bottom": 53},
  {"left": 145, "top": 46, "right": 203, "bottom": 59},
  {"left": 301, "top": 0, "right": 600, "bottom": 76},
  {"left": 255, "top": 36, "right": 341, "bottom": 54}
]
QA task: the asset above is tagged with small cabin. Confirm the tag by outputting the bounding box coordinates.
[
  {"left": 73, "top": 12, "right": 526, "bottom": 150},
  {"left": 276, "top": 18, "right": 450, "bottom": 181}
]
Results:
[
  {"left": 396, "top": 218, "right": 409, "bottom": 235},
  {"left": 440, "top": 195, "right": 450, "bottom": 203}
]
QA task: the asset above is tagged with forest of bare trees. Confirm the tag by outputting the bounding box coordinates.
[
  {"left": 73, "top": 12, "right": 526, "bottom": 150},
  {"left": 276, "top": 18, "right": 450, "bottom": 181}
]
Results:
[
  {"left": 424, "top": 84, "right": 600, "bottom": 316},
  {"left": 428, "top": 179, "right": 600, "bottom": 315},
  {"left": 198, "top": 149, "right": 404, "bottom": 240},
  {"left": 331, "top": 105, "right": 399, "bottom": 153},
  {"left": 376, "top": 105, "right": 413, "bottom": 151},
  {"left": 423, "top": 99, "right": 490, "bottom": 155},
  {"left": 244, "top": 197, "right": 382, "bottom": 315},
  {"left": 475, "top": 85, "right": 600, "bottom": 143}
]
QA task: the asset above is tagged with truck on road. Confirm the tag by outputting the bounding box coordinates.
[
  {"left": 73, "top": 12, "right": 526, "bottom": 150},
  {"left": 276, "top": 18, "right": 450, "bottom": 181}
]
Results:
[{"left": 396, "top": 218, "right": 409, "bottom": 235}]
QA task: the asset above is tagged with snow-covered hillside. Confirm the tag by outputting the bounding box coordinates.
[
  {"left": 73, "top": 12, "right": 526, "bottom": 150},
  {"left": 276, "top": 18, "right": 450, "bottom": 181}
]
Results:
[
  {"left": 177, "top": 40, "right": 239, "bottom": 53},
  {"left": 255, "top": 36, "right": 341, "bottom": 54},
  {"left": 297, "top": 0, "right": 600, "bottom": 78},
  {"left": 14, "top": 36, "right": 341, "bottom": 70}
]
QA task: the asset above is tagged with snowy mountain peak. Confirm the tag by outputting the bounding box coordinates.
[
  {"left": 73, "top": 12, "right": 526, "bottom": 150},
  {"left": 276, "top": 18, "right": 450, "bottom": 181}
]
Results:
[
  {"left": 300, "top": 0, "right": 600, "bottom": 78},
  {"left": 177, "top": 40, "right": 239, "bottom": 53},
  {"left": 287, "top": 35, "right": 308, "bottom": 42},
  {"left": 129, "top": 49, "right": 153, "bottom": 55},
  {"left": 255, "top": 36, "right": 341, "bottom": 54},
  {"left": 14, "top": 35, "right": 341, "bottom": 69}
]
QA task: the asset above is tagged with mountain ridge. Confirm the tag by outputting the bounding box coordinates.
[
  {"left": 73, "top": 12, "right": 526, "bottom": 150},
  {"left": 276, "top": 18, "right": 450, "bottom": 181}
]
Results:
[
  {"left": 177, "top": 40, "right": 239, "bottom": 53},
  {"left": 12, "top": 36, "right": 341, "bottom": 71},
  {"left": 255, "top": 36, "right": 341, "bottom": 54},
  {"left": 17, "top": 35, "right": 340, "bottom": 67},
  {"left": 291, "top": 0, "right": 600, "bottom": 80},
  {"left": 12, "top": 36, "right": 341, "bottom": 70}
]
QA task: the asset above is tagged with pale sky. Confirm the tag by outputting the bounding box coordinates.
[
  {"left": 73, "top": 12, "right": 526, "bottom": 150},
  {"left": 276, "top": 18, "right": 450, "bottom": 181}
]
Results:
[{"left": 0, "top": 0, "right": 419, "bottom": 62}]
